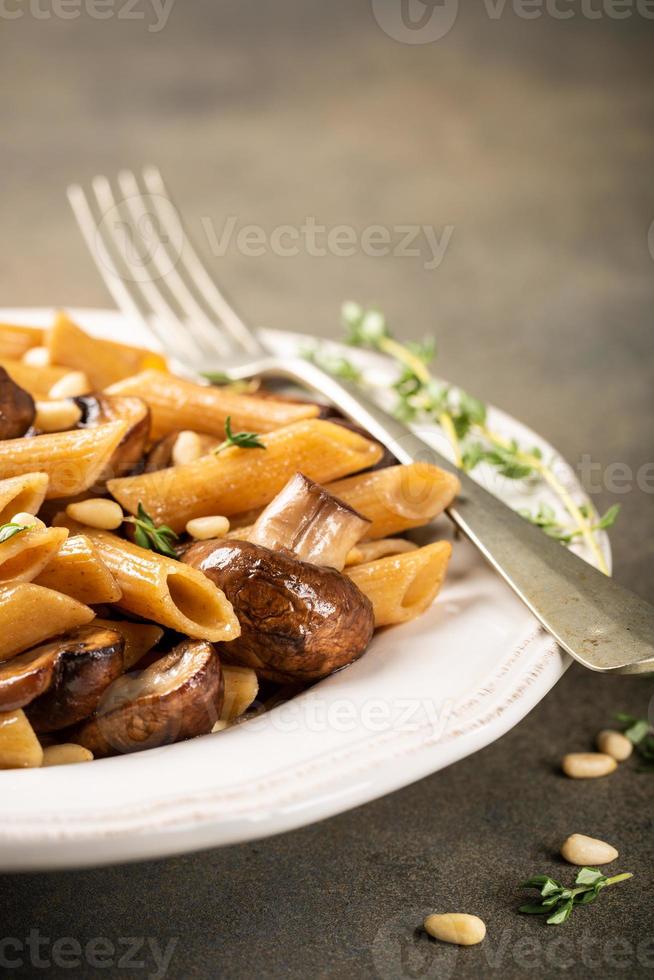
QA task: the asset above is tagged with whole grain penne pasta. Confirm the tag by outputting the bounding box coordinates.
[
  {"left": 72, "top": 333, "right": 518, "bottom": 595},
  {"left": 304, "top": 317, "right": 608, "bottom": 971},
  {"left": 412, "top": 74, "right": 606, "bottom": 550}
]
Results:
[
  {"left": 0, "top": 323, "right": 43, "bottom": 360},
  {"left": 0, "top": 358, "right": 70, "bottom": 398},
  {"left": 93, "top": 618, "right": 164, "bottom": 669},
  {"left": 228, "top": 464, "right": 460, "bottom": 541},
  {"left": 0, "top": 582, "right": 94, "bottom": 660},
  {"left": 346, "top": 541, "right": 452, "bottom": 626},
  {"left": 108, "top": 419, "right": 383, "bottom": 533},
  {"left": 0, "top": 420, "right": 128, "bottom": 498},
  {"left": 72, "top": 529, "right": 240, "bottom": 642},
  {"left": 106, "top": 369, "right": 320, "bottom": 440},
  {"left": 327, "top": 463, "right": 460, "bottom": 540},
  {"left": 0, "top": 473, "right": 49, "bottom": 524},
  {"left": 0, "top": 709, "right": 44, "bottom": 769},
  {"left": 46, "top": 311, "right": 167, "bottom": 389},
  {"left": 344, "top": 537, "right": 418, "bottom": 567},
  {"left": 0, "top": 525, "right": 68, "bottom": 584},
  {"left": 35, "top": 534, "right": 121, "bottom": 603}
]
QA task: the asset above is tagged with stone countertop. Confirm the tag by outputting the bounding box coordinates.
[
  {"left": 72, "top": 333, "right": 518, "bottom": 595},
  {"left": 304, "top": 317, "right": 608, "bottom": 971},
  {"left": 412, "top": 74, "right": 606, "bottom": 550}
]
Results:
[{"left": 0, "top": 2, "right": 652, "bottom": 977}]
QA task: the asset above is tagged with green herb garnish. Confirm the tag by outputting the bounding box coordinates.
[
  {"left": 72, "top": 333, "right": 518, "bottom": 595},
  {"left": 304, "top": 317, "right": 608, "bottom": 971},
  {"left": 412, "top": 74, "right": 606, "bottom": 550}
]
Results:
[
  {"left": 519, "top": 867, "right": 633, "bottom": 925},
  {"left": 0, "top": 521, "right": 32, "bottom": 543},
  {"left": 519, "top": 503, "right": 621, "bottom": 544},
  {"left": 125, "top": 503, "right": 179, "bottom": 558},
  {"left": 306, "top": 301, "right": 619, "bottom": 575},
  {"left": 615, "top": 712, "right": 654, "bottom": 772},
  {"left": 214, "top": 416, "right": 265, "bottom": 454}
]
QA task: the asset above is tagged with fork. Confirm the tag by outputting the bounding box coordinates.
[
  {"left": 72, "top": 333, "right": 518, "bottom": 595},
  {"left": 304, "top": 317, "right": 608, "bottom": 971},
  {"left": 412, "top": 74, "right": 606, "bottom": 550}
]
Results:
[{"left": 67, "top": 167, "right": 654, "bottom": 674}]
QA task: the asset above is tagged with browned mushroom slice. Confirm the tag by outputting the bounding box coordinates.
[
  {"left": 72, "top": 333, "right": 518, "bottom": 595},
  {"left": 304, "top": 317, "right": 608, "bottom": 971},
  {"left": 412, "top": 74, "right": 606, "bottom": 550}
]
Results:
[
  {"left": 74, "top": 639, "right": 223, "bottom": 757},
  {"left": 75, "top": 394, "right": 150, "bottom": 476},
  {"left": 0, "top": 626, "right": 124, "bottom": 732},
  {"left": 248, "top": 473, "right": 370, "bottom": 571},
  {"left": 0, "top": 366, "right": 36, "bottom": 439},
  {"left": 184, "top": 539, "right": 375, "bottom": 683}
]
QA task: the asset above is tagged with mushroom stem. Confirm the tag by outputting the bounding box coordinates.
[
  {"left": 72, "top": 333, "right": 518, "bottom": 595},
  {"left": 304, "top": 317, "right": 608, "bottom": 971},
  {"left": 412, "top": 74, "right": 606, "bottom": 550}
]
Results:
[{"left": 248, "top": 473, "right": 370, "bottom": 571}]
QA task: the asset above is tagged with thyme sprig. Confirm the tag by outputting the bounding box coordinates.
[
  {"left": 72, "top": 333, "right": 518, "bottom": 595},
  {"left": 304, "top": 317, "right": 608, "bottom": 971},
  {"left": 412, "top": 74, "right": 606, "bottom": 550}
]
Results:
[
  {"left": 519, "top": 503, "right": 620, "bottom": 544},
  {"left": 214, "top": 416, "right": 266, "bottom": 454},
  {"left": 308, "top": 302, "right": 617, "bottom": 575},
  {"left": 519, "top": 867, "right": 633, "bottom": 925},
  {"left": 125, "top": 502, "right": 179, "bottom": 558}
]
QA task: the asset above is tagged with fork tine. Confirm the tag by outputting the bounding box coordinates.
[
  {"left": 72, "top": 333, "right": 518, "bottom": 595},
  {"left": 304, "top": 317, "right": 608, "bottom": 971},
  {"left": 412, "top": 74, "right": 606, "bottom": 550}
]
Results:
[
  {"left": 90, "top": 174, "right": 203, "bottom": 367},
  {"left": 116, "top": 169, "right": 233, "bottom": 359},
  {"left": 142, "top": 166, "right": 263, "bottom": 356},
  {"left": 67, "top": 183, "right": 155, "bottom": 341}
]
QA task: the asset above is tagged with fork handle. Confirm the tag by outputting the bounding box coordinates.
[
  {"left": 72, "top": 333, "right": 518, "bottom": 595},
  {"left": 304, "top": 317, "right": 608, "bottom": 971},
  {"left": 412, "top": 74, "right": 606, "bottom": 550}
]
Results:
[{"left": 262, "top": 356, "right": 654, "bottom": 674}]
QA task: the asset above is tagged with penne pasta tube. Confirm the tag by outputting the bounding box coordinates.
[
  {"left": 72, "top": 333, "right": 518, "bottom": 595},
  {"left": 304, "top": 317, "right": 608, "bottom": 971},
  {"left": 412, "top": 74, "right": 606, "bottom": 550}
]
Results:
[
  {"left": 93, "top": 618, "right": 163, "bottom": 669},
  {"left": 0, "top": 583, "right": 95, "bottom": 660},
  {"left": 228, "top": 464, "right": 460, "bottom": 540},
  {"left": 344, "top": 537, "right": 418, "bottom": 567},
  {"left": 108, "top": 419, "right": 383, "bottom": 533},
  {"left": 0, "top": 709, "right": 44, "bottom": 768},
  {"left": 70, "top": 529, "right": 240, "bottom": 642},
  {"left": 0, "top": 420, "right": 128, "bottom": 498},
  {"left": 0, "top": 323, "right": 43, "bottom": 360},
  {"left": 106, "top": 369, "right": 320, "bottom": 440},
  {"left": 0, "top": 358, "right": 70, "bottom": 398},
  {"left": 0, "top": 473, "right": 49, "bottom": 524},
  {"left": 46, "top": 311, "right": 167, "bottom": 390},
  {"left": 346, "top": 541, "right": 452, "bottom": 627},
  {"left": 0, "top": 525, "right": 68, "bottom": 584},
  {"left": 35, "top": 534, "right": 122, "bottom": 604},
  {"left": 327, "top": 463, "right": 460, "bottom": 540}
]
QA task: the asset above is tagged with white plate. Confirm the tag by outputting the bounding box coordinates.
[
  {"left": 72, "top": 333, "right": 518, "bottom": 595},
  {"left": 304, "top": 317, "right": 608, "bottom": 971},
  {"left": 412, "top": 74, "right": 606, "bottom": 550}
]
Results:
[{"left": 0, "top": 309, "right": 610, "bottom": 871}]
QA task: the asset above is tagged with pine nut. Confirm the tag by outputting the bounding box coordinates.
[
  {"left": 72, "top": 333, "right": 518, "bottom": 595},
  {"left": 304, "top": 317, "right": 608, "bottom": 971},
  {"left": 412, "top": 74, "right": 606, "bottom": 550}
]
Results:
[
  {"left": 562, "top": 752, "right": 617, "bottom": 779},
  {"left": 66, "top": 498, "right": 124, "bottom": 530},
  {"left": 423, "top": 913, "right": 486, "bottom": 946},
  {"left": 186, "top": 515, "right": 230, "bottom": 540},
  {"left": 49, "top": 371, "right": 90, "bottom": 398},
  {"left": 596, "top": 729, "right": 633, "bottom": 761},
  {"left": 172, "top": 430, "right": 205, "bottom": 466},
  {"left": 211, "top": 720, "right": 230, "bottom": 733},
  {"left": 42, "top": 743, "right": 93, "bottom": 766},
  {"left": 34, "top": 399, "right": 82, "bottom": 433},
  {"left": 11, "top": 512, "right": 45, "bottom": 529},
  {"left": 22, "top": 345, "right": 50, "bottom": 366},
  {"left": 561, "top": 833, "right": 618, "bottom": 866}
]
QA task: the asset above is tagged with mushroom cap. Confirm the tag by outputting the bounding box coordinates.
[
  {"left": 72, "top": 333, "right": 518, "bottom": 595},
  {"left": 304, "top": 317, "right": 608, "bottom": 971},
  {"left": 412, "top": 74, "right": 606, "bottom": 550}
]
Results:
[
  {"left": 75, "top": 393, "right": 150, "bottom": 477},
  {"left": 0, "top": 625, "right": 124, "bottom": 731},
  {"left": 74, "top": 639, "right": 223, "bottom": 757},
  {"left": 183, "top": 539, "right": 375, "bottom": 683},
  {"left": 0, "top": 366, "right": 36, "bottom": 439}
]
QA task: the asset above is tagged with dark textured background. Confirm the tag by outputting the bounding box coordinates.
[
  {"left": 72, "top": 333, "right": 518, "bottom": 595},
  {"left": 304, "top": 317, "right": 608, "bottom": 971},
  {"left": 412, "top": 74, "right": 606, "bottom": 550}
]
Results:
[{"left": 1, "top": 1, "right": 653, "bottom": 977}]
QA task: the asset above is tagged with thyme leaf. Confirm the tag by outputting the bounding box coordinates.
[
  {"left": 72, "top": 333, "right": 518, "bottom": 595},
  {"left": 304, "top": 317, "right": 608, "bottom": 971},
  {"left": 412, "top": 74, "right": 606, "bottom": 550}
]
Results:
[
  {"left": 0, "top": 521, "right": 32, "bottom": 544},
  {"left": 125, "top": 502, "right": 179, "bottom": 558},
  {"left": 214, "top": 416, "right": 266, "bottom": 454}
]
